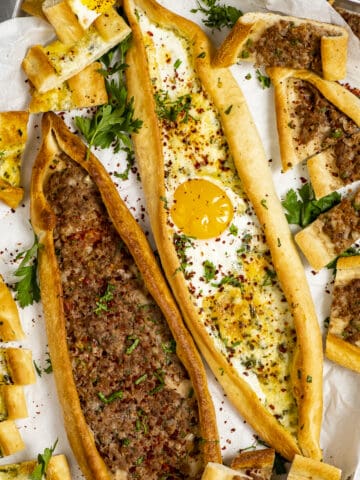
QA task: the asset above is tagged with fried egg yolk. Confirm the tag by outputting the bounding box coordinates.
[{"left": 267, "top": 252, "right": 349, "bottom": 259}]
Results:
[
  {"left": 170, "top": 178, "right": 233, "bottom": 239},
  {"left": 79, "top": 0, "right": 115, "bottom": 13}
]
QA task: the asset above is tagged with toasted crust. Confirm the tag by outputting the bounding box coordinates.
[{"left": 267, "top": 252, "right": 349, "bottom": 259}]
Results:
[
  {"left": 295, "top": 192, "right": 360, "bottom": 270},
  {"left": 325, "top": 256, "right": 360, "bottom": 372},
  {"left": 0, "top": 420, "right": 25, "bottom": 457},
  {"left": 0, "top": 275, "right": 24, "bottom": 341},
  {"left": 288, "top": 454, "right": 341, "bottom": 479},
  {"left": 0, "top": 454, "right": 72, "bottom": 479},
  {"left": 213, "top": 12, "right": 348, "bottom": 81},
  {"left": 266, "top": 67, "right": 360, "bottom": 171},
  {"left": 29, "top": 62, "right": 108, "bottom": 113},
  {"left": 0, "top": 111, "right": 29, "bottom": 209},
  {"left": 3, "top": 348, "right": 36, "bottom": 385},
  {"left": 201, "top": 462, "right": 253, "bottom": 480},
  {"left": 22, "top": 8, "right": 130, "bottom": 93},
  {"left": 0, "top": 385, "right": 28, "bottom": 420},
  {"left": 21, "top": 0, "right": 46, "bottom": 18},
  {"left": 230, "top": 449, "right": 275, "bottom": 480},
  {"left": 30, "top": 112, "right": 221, "bottom": 479},
  {"left": 124, "top": 0, "right": 323, "bottom": 461}
]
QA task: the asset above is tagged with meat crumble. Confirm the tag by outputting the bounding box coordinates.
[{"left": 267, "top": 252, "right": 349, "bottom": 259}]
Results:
[
  {"left": 246, "top": 20, "right": 339, "bottom": 73},
  {"left": 331, "top": 278, "right": 360, "bottom": 347},
  {"left": 44, "top": 154, "right": 204, "bottom": 479},
  {"left": 334, "top": 131, "right": 360, "bottom": 183}
]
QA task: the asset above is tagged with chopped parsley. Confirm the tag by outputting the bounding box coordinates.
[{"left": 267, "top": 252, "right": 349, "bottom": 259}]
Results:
[
  {"left": 94, "top": 283, "right": 115, "bottom": 315},
  {"left": 33, "top": 352, "right": 53, "bottom": 377},
  {"left": 125, "top": 335, "right": 140, "bottom": 354},
  {"left": 154, "top": 90, "right": 193, "bottom": 123},
  {"left": 30, "top": 439, "right": 58, "bottom": 480},
  {"left": 191, "top": 0, "right": 242, "bottom": 30},
  {"left": 256, "top": 69, "right": 271, "bottom": 89},
  {"left": 13, "top": 235, "right": 41, "bottom": 308},
  {"left": 173, "top": 233, "right": 195, "bottom": 276},
  {"left": 212, "top": 274, "right": 243, "bottom": 289},
  {"left": 203, "top": 260, "right": 216, "bottom": 282},
  {"left": 326, "top": 246, "right": 360, "bottom": 270},
  {"left": 282, "top": 183, "right": 341, "bottom": 227},
  {"left": 98, "top": 389, "right": 123, "bottom": 404}
]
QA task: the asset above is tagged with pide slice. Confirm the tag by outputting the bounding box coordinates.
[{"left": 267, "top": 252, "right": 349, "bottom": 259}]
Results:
[
  {"left": 0, "top": 454, "right": 72, "bottom": 480},
  {"left": 287, "top": 454, "right": 341, "bottom": 480},
  {"left": 124, "top": 0, "right": 323, "bottom": 462},
  {"left": 212, "top": 12, "right": 348, "bottom": 81},
  {"left": 30, "top": 112, "right": 221, "bottom": 479},
  {"left": 0, "top": 275, "right": 24, "bottom": 341}
]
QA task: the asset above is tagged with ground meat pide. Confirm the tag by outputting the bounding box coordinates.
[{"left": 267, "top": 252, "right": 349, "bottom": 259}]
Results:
[
  {"left": 44, "top": 154, "right": 204, "bottom": 479},
  {"left": 331, "top": 278, "right": 360, "bottom": 347},
  {"left": 334, "top": 131, "right": 360, "bottom": 182},
  {"left": 321, "top": 190, "right": 360, "bottom": 254},
  {"left": 335, "top": 7, "right": 360, "bottom": 40},
  {"left": 247, "top": 21, "right": 338, "bottom": 73},
  {"left": 293, "top": 80, "right": 358, "bottom": 147}
]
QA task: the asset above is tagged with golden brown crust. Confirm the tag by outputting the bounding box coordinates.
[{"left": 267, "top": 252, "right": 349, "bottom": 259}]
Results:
[
  {"left": 0, "top": 275, "right": 24, "bottom": 341},
  {"left": 213, "top": 12, "right": 348, "bottom": 81},
  {"left": 22, "top": 8, "right": 131, "bottom": 93},
  {"left": 0, "top": 420, "right": 25, "bottom": 457},
  {"left": 325, "top": 255, "right": 360, "bottom": 372},
  {"left": 230, "top": 449, "right": 275, "bottom": 480},
  {"left": 21, "top": 0, "right": 45, "bottom": 18},
  {"left": 201, "top": 462, "right": 252, "bottom": 480},
  {"left": 42, "top": 0, "right": 86, "bottom": 44},
  {"left": 266, "top": 67, "right": 360, "bottom": 171},
  {"left": 288, "top": 454, "right": 341, "bottom": 479},
  {"left": 0, "top": 454, "right": 72, "bottom": 479},
  {"left": 124, "top": 0, "right": 323, "bottom": 462},
  {"left": 0, "top": 111, "right": 29, "bottom": 209},
  {"left": 0, "top": 385, "right": 28, "bottom": 420},
  {"left": 29, "top": 62, "right": 108, "bottom": 113},
  {"left": 4, "top": 348, "right": 36, "bottom": 385},
  {"left": 30, "top": 112, "right": 221, "bottom": 479}
]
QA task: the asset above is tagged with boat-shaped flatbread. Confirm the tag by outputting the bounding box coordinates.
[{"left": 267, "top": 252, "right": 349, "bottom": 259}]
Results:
[
  {"left": 30, "top": 111, "right": 221, "bottom": 479},
  {"left": 0, "top": 275, "right": 24, "bottom": 341},
  {"left": 124, "top": 0, "right": 323, "bottom": 462}
]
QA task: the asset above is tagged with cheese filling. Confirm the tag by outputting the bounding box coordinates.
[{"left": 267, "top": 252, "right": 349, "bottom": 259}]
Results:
[{"left": 138, "top": 10, "right": 298, "bottom": 435}]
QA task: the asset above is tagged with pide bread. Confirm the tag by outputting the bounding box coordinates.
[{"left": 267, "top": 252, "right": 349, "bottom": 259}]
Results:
[
  {"left": 307, "top": 130, "right": 360, "bottom": 198},
  {"left": 0, "top": 348, "right": 36, "bottom": 385},
  {"left": 124, "top": 0, "right": 323, "bottom": 462},
  {"left": 333, "top": 5, "right": 360, "bottom": 39},
  {"left": 325, "top": 255, "right": 360, "bottom": 373},
  {"left": 230, "top": 448, "right": 275, "bottom": 479},
  {"left": 22, "top": 7, "right": 130, "bottom": 93},
  {"left": 21, "top": 0, "right": 46, "bottom": 18},
  {"left": 42, "top": 0, "right": 116, "bottom": 44},
  {"left": 0, "top": 420, "right": 24, "bottom": 457},
  {"left": 266, "top": 67, "right": 360, "bottom": 171},
  {"left": 295, "top": 188, "right": 360, "bottom": 270},
  {"left": 212, "top": 12, "right": 348, "bottom": 81},
  {"left": 28, "top": 62, "right": 108, "bottom": 113},
  {"left": 0, "top": 454, "right": 72, "bottom": 479},
  {"left": 0, "top": 275, "right": 24, "bottom": 341},
  {"left": 0, "top": 111, "right": 29, "bottom": 209},
  {"left": 30, "top": 112, "right": 221, "bottom": 479},
  {"left": 287, "top": 454, "right": 341, "bottom": 479}
]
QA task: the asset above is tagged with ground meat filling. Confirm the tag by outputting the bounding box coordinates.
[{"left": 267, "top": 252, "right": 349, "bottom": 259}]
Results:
[
  {"left": 332, "top": 278, "right": 360, "bottom": 347},
  {"left": 336, "top": 7, "right": 360, "bottom": 39},
  {"left": 44, "top": 154, "right": 204, "bottom": 479},
  {"left": 334, "top": 131, "right": 360, "bottom": 182},
  {"left": 247, "top": 20, "right": 338, "bottom": 73},
  {"left": 294, "top": 80, "right": 358, "bottom": 147},
  {"left": 321, "top": 191, "right": 360, "bottom": 254}
]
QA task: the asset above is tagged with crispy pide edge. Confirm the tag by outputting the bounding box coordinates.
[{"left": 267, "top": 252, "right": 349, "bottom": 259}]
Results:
[
  {"left": 0, "top": 420, "right": 24, "bottom": 457},
  {"left": 30, "top": 112, "right": 221, "bottom": 480},
  {"left": 325, "top": 255, "right": 360, "bottom": 373},
  {"left": 266, "top": 67, "right": 360, "bottom": 171},
  {"left": 0, "top": 454, "right": 72, "bottom": 480},
  {"left": 0, "top": 275, "right": 24, "bottom": 341},
  {"left": 124, "top": 0, "right": 323, "bottom": 461},
  {"left": 287, "top": 454, "right": 341, "bottom": 479},
  {"left": 212, "top": 12, "right": 348, "bottom": 81}
]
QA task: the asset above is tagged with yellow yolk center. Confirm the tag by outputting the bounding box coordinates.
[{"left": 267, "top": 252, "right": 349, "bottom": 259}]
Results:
[
  {"left": 170, "top": 178, "right": 233, "bottom": 239},
  {"left": 80, "top": 0, "right": 115, "bottom": 13}
]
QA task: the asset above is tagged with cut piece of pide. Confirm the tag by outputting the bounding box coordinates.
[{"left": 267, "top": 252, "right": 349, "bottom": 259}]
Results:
[
  {"left": 30, "top": 111, "right": 221, "bottom": 479},
  {"left": 287, "top": 454, "right": 341, "bottom": 479},
  {"left": 0, "top": 111, "right": 29, "bottom": 209},
  {"left": 28, "top": 62, "right": 108, "bottom": 113},
  {"left": 212, "top": 12, "right": 348, "bottom": 81},
  {"left": 21, "top": 0, "right": 46, "bottom": 18},
  {"left": 0, "top": 275, "right": 24, "bottom": 341},
  {"left": 0, "top": 420, "right": 25, "bottom": 457},
  {"left": 266, "top": 67, "right": 360, "bottom": 171},
  {"left": 0, "top": 384, "right": 28, "bottom": 420},
  {"left": 0, "top": 348, "right": 36, "bottom": 386},
  {"left": 334, "top": 5, "right": 360, "bottom": 39},
  {"left": 307, "top": 130, "right": 360, "bottom": 198},
  {"left": 295, "top": 188, "right": 360, "bottom": 270},
  {"left": 0, "top": 454, "right": 72, "bottom": 479},
  {"left": 230, "top": 448, "right": 275, "bottom": 479},
  {"left": 201, "top": 462, "right": 257, "bottom": 480},
  {"left": 42, "top": 0, "right": 117, "bottom": 44},
  {"left": 22, "top": 8, "right": 130, "bottom": 93},
  {"left": 325, "top": 255, "right": 360, "bottom": 372},
  {"left": 124, "top": 0, "right": 323, "bottom": 462}
]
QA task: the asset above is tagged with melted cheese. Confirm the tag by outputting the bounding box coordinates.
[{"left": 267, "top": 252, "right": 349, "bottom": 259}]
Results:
[{"left": 138, "top": 10, "right": 298, "bottom": 434}]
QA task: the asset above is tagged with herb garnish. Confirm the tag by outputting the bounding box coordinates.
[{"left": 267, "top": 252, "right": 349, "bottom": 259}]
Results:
[
  {"left": 30, "top": 439, "right": 58, "bottom": 480},
  {"left": 98, "top": 389, "right": 123, "bottom": 404},
  {"left": 13, "top": 235, "right": 41, "bottom": 308},
  {"left": 94, "top": 283, "right": 115, "bottom": 315},
  {"left": 33, "top": 352, "right": 53, "bottom": 377},
  {"left": 75, "top": 37, "right": 142, "bottom": 159},
  {"left": 326, "top": 246, "right": 360, "bottom": 270},
  {"left": 154, "top": 90, "right": 193, "bottom": 123},
  {"left": 126, "top": 335, "right": 140, "bottom": 354},
  {"left": 256, "top": 69, "right": 271, "bottom": 89},
  {"left": 282, "top": 183, "right": 341, "bottom": 227},
  {"left": 203, "top": 260, "right": 216, "bottom": 282},
  {"left": 173, "top": 233, "right": 195, "bottom": 276},
  {"left": 191, "top": 0, "right": 242, "bottom": 30}
]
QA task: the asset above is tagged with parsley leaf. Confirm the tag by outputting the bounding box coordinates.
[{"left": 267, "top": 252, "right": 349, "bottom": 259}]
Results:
[
  {"left": 75, "top": 37, "right": 142, "bottom": 159},
  {"left": 326, "top": 246, "right": 360, "bottom": 270},
  {"left": 282, "top": 183, "right": 341, "bottom": 227},
  {"left": 13, "top": 235, "right": 40, "bottom": 308},
  {"left": 30, "top": 439, "right": 58, "bottom": 480},
  {"left": 154, "top": 90, "right": 193, "bottom": 123},
  {"left": 191, "top": 0, "right": 242, "bottom": 30},
  {"left": 256, "top": 69, "right": 271, "bottom": 89}
]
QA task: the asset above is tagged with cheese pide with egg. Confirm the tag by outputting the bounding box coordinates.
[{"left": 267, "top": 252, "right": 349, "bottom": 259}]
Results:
[{"left": 124, "top": 0, "right": 323, "bottom": 461}]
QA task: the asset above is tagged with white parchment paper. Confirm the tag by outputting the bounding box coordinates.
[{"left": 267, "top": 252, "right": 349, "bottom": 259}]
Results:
[{"left": 0, "top": 1, "right": 359, "bottom": 478}]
